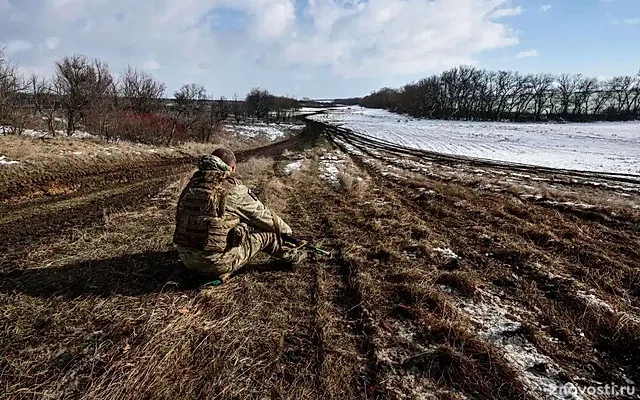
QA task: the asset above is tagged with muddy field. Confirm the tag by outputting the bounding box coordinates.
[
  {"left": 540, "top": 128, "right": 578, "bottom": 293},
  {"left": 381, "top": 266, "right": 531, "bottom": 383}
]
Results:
[{"left": 1, "top": 126, "right": 639, "bottom": 399}]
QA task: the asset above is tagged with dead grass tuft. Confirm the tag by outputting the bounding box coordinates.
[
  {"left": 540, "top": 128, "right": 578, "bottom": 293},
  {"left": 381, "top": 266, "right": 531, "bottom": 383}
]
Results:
[
  {"left": 236, "top": 156, "right": 273, "bottom": 181},
  {"left": 337, "top": 171, "right": 368, "bottom": 196},
  {"left": 435, "top": 272, "right": 478, "bottom": 298},
  {"left": 422, "top": 343, "right": 533, "bottom": 400}
]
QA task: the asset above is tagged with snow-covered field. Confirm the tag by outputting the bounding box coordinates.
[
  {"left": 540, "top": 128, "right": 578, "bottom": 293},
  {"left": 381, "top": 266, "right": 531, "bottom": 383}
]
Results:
[
  {"left": 310, "top": 107, "right": 640, "bottom": 176},
  {"left": 224, "top": 123, "right": 304, "bottom": 141}
]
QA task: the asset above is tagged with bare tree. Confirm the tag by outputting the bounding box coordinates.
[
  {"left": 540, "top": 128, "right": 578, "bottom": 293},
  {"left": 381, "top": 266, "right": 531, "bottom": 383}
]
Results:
[
  {"left": 573, "top": 76, "right": 598, "bottom": 118},
  {"left": 557, "top": 73, "right": 580, "bottom": 118},
  {"left": 631, "top": 71, "right": 640, "bottom": 118},
  {"left": 0, "top": 49, "right": 26, "bottom": 134},
  {"left": 121, "top": 66, "right": 165, "bottom": 114},
  {"left": 53, "top": 54, "right": 113, "bottom": 135},
  {"left": 361, "top": 66, "right": 640, "bottom": 122},
  {"left": 245, "top": 88, "right": 273, "bottom": 122},
  {"left": 168, "top": 83, "right": 207, "bottom": 145},
  {"left": 29, "top": 75, "right": 60, "bottom": 136},
  {"left": 530, "top": 74, "right": 555, "bottom": 121},
  {"left": 196, "top": 95, "right": 229, "bottom": 143},
  {"left": 232, "top": 93, "right": 243, "bottom": 123},
  {"left": 87, "top": 78, "right": 120, "bottom": 141}
]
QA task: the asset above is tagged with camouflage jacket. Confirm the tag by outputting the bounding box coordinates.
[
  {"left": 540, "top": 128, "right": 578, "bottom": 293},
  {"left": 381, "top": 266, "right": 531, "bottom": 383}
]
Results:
[{"left": 193, "top": 155, "right": 292, "bottom": 235}]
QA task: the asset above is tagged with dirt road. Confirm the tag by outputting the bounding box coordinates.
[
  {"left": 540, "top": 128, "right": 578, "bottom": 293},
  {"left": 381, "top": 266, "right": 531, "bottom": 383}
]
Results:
[{"left": 1, "top": 129, "right": 638, "bottom": 399}]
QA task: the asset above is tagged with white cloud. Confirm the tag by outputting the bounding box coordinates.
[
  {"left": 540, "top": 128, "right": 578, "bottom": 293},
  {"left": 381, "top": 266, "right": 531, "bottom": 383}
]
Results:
[
  {"left": 285, "top": 0, "right": 519, "bottom": 77},
  {"left": 491, "top": 6, "right": 523, "bottom": 19},
  {"left": 516, "top": 49, "right": 539, "bottom": 59},
  {"left": 255, "top": 1, "right": 296, "bottom": 38},
  {"left": 3, "top": 39, "right": 33, "bottom": 53},
  {"left": 0, "top": 0, "right": 522, "bottom": 96},
  {"left": 540, "top": 4, "right": 552, "bottom": 12},
  {"left": 44, "top": 37, "right": 60, "bottom": 50},
  {"left": 143, "top": 60, "right": 161, "bottom": 70},
  {"left": 622, "top": 18, "right": 640, "bottom": 25}
]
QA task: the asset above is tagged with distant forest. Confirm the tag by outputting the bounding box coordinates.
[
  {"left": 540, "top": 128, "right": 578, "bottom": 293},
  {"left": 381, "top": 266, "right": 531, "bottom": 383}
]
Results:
[{"left": 351, "top": 66, "right": 640, "bottom": 122}]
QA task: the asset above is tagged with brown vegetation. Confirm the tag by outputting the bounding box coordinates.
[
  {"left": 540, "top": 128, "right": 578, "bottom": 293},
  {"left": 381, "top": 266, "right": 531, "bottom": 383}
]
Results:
[{"left": 1, "top": 129, "right": 639, "bottom": 399}]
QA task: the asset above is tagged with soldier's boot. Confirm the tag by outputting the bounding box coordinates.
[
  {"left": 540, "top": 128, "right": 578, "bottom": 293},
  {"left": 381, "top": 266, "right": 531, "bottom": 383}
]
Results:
[
  {"left": 199, "top": 272, "right": 233, "bottom": 288},
  {"left": 218, "top": 272, "right": 233, "bottom": 283}
]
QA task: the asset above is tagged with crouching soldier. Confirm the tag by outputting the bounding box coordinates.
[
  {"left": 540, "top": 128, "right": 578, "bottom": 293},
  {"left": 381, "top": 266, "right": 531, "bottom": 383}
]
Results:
[{"left": 173, "top": 147, "right": 306, "bottom": 283}]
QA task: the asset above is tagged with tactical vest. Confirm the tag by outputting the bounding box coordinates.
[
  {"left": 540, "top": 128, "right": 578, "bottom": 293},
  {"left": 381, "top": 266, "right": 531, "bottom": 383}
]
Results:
[{"left": 173, "top": 170, "right": 240, "bottom": 252}]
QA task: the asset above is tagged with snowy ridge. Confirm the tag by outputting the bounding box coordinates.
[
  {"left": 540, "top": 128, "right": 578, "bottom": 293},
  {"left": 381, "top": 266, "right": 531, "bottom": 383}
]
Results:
[{"left": 310, "top": 107, "right": 640, "bottom": 176}]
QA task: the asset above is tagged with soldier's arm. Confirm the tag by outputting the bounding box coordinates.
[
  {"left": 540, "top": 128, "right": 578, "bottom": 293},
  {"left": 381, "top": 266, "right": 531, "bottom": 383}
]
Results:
[{"left": 226, "top": 184, "right": 293, "bottom": 235}]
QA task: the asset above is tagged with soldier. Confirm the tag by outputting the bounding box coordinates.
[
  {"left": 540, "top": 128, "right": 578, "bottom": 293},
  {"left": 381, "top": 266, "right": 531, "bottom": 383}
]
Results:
[{"left": 173, "top": 147, "right": 306, "bottom": 283}]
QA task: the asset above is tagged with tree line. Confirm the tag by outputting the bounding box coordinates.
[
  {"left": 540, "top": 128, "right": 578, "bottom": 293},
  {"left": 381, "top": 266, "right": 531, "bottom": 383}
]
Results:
[
  {"left": 360, "top": 66, "right": 640, "bottom": 122},
  {"left": 0, "top": 51, "right": 301, "bottom": 145}
]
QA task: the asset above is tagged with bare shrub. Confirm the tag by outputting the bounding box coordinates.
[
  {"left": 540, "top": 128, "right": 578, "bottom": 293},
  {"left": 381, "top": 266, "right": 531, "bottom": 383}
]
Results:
[
  {"left": 116, "top": 111, "right": 184, "bottom": 145},
  {"left": 237, "top": 157, "right": 273, "bottom": 181}
]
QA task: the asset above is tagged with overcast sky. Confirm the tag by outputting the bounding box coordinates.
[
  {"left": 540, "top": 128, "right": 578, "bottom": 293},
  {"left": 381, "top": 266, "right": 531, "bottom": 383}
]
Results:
[{"left": 1, "top": 0, "right": 639, "bottom": 99}]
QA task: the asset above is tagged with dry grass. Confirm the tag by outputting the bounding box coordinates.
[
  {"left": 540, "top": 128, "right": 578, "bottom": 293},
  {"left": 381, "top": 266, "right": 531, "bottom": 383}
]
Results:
[
  {"left": 0, "top": 132, "right": 273, "bottom": 186},
  {"left": 0, "top": 153, "right": 321, "bottom": 400},
  {"left": 236, "top": 156, "right": 274, "bottom": 181},
  {"left": 337, "top": 171, "right": 368, "bottom": 196},
  {"left": 2, "top": 135, "right": 640, "bottom": 400}
]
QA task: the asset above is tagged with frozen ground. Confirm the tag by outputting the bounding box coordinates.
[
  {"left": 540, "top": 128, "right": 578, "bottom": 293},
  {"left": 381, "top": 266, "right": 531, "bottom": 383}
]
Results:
[{"left": 310, "top": 107, "right": 640, "bottom": 176}]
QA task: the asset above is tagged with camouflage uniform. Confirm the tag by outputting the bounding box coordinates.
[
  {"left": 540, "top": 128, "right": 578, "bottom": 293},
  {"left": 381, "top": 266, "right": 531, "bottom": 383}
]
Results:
[{"left": 174, "top": 155, "right": 298, "bottom": 279}]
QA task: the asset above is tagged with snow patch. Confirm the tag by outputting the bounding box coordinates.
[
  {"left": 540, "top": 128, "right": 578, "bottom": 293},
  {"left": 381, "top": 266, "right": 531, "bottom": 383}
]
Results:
[
  {"left": 432, "top": 248, "right": 460, "bottom": 260},
  {"left": 151, "top": 180, "right": 181, "bottom": 201},
  {"left": 225, "top": 123, "right": 303, "bottom": 141},
  {"left": 1, "top": 125, "right": 95, "bottom": 139},
  {"left": 377, "top": 320, "right": 440, "bottom": 400},
  {"left": 459, "top": 290, "right": 585, "bottom": 400},
  {"left": 284, "top": 159, "right": 303, "bottom": 174},
  {"left": 319, "top": 151, "right": 346, "bottom": 188},
  {"left": 295, "top": 107, "right": 328, "bottom": 115},
  {"left": 576, "top": 291, "right": 616, "bottom": 314},
  {"left": 0, "top": 155, "right": 19, "bottom": 165}
]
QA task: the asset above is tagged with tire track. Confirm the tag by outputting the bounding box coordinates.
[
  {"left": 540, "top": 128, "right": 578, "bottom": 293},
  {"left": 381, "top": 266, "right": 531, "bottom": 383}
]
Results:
[
  {"left": 1, "top": 137, "right": 314, "bottom": 273},
  {"left": 285, "top": 156, "right": 377, "bottom": 399},
  {"left": 0, "top": 173, "right": 185, "bottom": 272}
]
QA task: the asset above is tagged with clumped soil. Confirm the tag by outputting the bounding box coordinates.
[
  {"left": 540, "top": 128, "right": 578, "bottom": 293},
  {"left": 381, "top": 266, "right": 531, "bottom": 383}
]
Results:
[{"left": 1, "top": 128, "right": 638, "bottom": 400}]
